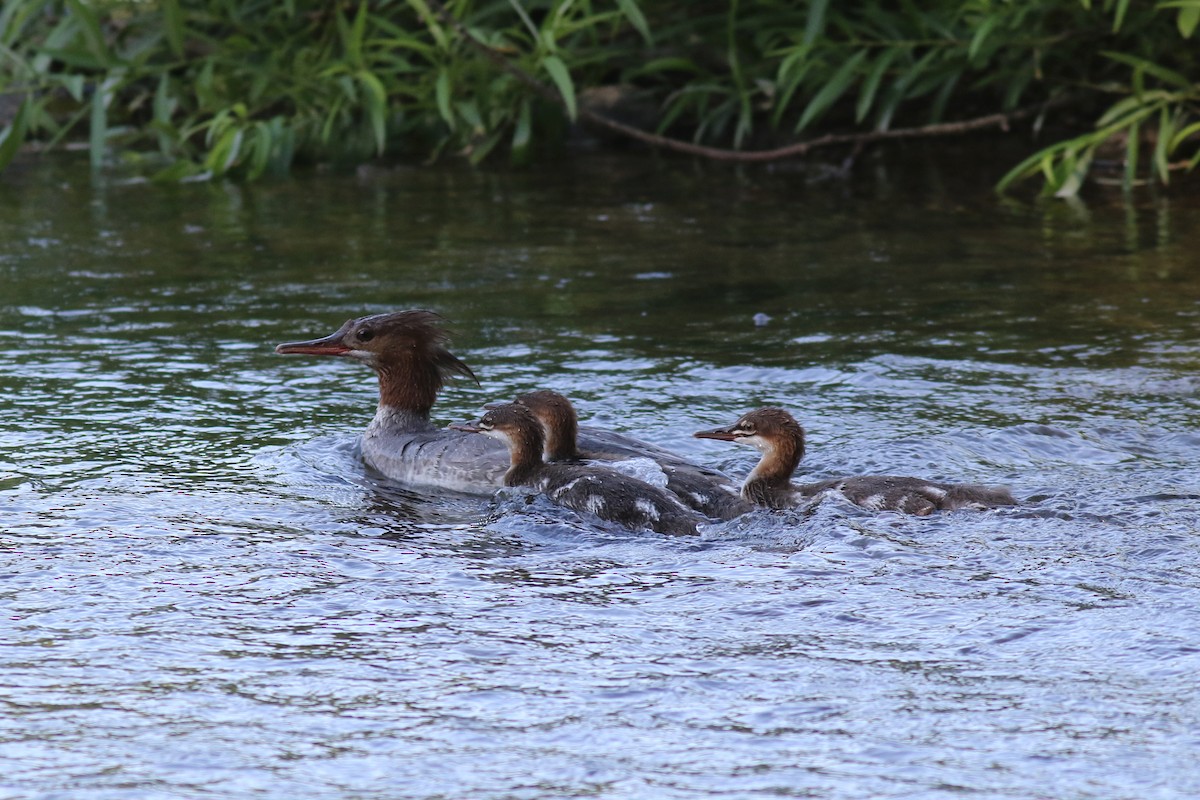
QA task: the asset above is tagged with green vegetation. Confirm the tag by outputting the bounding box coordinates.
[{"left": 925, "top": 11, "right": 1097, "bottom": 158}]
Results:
[{"left": 2, "top": 0, "right": 1200, "bottom": 194}]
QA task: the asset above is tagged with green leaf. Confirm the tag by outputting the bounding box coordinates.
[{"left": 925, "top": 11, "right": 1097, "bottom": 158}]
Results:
[
  {"left": 875, "top": 49, "right": 938, "bottom": 131},
  {"left": 0, "top": 98, "right": 30, "bottom": 172},
  {"left": 856, "top": 48, "right": 899, "bottom": 124},
  {"left": 1168, "top": 120, "right": 1200, "bottom": 152},
  {"left": 511, "top": 97, "right": 532, "bottom": 158},
  {"left": 772, "top": 45, "right": 813, "bottom": 127},
  {"left": 1053, "top": 147, "right": 1093, "bottom": 198},
  {"left": 467, "top": 130, "right": 503, "bottom": 165},
  {"left": 543, "top": 55, "right": 577, "bottom": 121},
  {"left": 342, "top": 0, "right": 368, "bottom": 67},
  {"left": 1181, "top": 6, "right": 1200, "bottom": 37},
  {"left": 406, "top": 0, "right": 447, "bottom": 49},
  {"left": 968, "top": 13, "right": 1000, "bottom": 63},
  {"left": 928, "top": 73, "right": 959, "bottom": 123},
  {"left": 1124, "top": 120, "right": 1139, "bottom": 190},
  {"left": 153, "top": 73, "right": 175, "bottom": 153},
  {"left": 1096, "top": 92, "right": 1167, "bottom": 128},
  {"left": 205, "top": 126, "right": 243, "bottom": 176},
  {"left": 508, "top": 0, "right": 540, "bottom": 42},
  {"left": 162, "top": 0, "right": 184, "bottom": 57},
  {"left": 245, "top": 122, "right": 271, "bottom": 181},
  {"left": 1112, "top": 0, "right": 1131, "bottom": 31},
  {"left": 64, "top": 0, "right": 111, "bottom": 67},
  {"left": 1102, "top": 51, "right": 1192, "bottom": 89},
  {"left": 61, "top": 74, "right": 85, "bottom": 103},
  {"left": 626, "top": 57, "right": 703, "bottom": 80},
  {"left": 1155, "top": 106, "right": 1174, "bottom": 183},
  {"left": 803, "top": 0, "right": 829, "bottom": 45},
  {"left": 797, "top": 49, "right": 867, "bottom": 132},
  {"left": 435, "top": 67, "right": 455, "bottom": 129},
  {"left": 89, "top": 78, "right": 109, "bottom": 170},
  {"left": 151, "top": 160, "right": 205, "bottom": 183},
  {"left": 359, "top": 70, "right": 388, "bottom": 155},
  {"left": 615, "top": 0, "right": 652, "bottom": 45},
  {"left": 456, "top": 99, "right": 483, "bottom": 132},
  {"left": 997, "top": 142, "right": 1068, "bottom": 194}
]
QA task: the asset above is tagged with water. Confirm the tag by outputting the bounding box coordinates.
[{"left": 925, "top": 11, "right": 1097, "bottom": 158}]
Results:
[{"left": 2, "top": 150, "right": 1200, "bottom": 799}]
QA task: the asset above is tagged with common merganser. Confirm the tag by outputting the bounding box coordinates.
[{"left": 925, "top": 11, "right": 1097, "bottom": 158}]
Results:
[
  {"left": 694, "top": 408, "right": 1017, "bottom": 515},
  {"left": 452, "top": 403, "right": 705, "bottom": 536},
  {"left": 498, "top": 389, "right": 753, "bottom": 520},
  {"left": 274, "top": 310, "right": 722, "bottom": 495}
]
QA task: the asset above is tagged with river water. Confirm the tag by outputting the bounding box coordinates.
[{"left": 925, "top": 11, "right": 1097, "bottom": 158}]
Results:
[{"left": 2, "top": 150, "right": 1199, "bottom": 799}]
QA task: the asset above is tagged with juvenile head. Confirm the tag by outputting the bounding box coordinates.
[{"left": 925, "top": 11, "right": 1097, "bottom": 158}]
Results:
[
  {"left": 513, "top": 390, "right": 579, "bottom": 460},
  {"left": 452, "top": 402, "right": 546, "bottom": 465},
  {"left": 694, "top": 407, "right": 806, "bottom": 483}
]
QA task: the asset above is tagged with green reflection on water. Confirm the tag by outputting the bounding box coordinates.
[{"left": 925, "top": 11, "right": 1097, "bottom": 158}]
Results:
[{"left": 2, "top": 151, "right": 1197, "bottom": 375}]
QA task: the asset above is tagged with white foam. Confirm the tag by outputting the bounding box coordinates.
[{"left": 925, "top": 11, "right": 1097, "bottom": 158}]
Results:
[{"left": 602, "top": 457, "right": 668, "bottom": 488}]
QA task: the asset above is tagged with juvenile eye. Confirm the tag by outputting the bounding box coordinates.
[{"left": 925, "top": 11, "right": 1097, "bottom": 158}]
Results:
[{"left": 356, "top": 327, "right": 375, "bottom": 341}]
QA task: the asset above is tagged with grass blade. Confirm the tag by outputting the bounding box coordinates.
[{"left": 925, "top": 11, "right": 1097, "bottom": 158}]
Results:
[
  {"left": 615, "top": 0, "right": 652, "bottom": 45},
  {"left": 161, "top": 0, "right": 184, "bottom": 57},
  {"left": 543, "top": 55, "right": 577, "bottom": 121},
  {"left": 1124, "top": 119, "right": 1139, "bottom": 189},
  {"left": 1102, "top": 51, "right": 1193, "bottom": 89},
  {"left": 0, "top": 98, "right": 30, "bottom": 171},
  {"left": 436, "top": 67, "right": 455, "bottom": 128},
  {"left": 89, "top": 78, "right": 109, "bottom": 169},
  {"left": 856, "top": 48, "right": 899, "bottom": 123},
  {"left": 797, "top": 49, "right": 867, "bottom": 132},
  {"left": 359, "top": 70, "right": 388, "bottom": 155}
]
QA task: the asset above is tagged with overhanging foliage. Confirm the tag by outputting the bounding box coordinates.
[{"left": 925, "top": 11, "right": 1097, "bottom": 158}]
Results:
[{"left": 2, "top": 0, "right": 1199, "bottom": 194}]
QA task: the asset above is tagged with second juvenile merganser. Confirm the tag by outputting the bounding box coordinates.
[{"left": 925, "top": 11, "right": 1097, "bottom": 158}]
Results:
[
  {"left": 499, "top": 389, "right": 754, "bottom": 520},
  {"left": 694, "top": 408, "right": 1017, "bottom": 515},
  {"left": 453, "top": 403, "right": 706, "bottom": 536},
  {"left": 275, "top": 310, "right": 728, "bottom": 496}
]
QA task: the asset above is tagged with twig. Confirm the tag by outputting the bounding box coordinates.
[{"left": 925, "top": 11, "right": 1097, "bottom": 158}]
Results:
[{"left": 424, "top": 1, "right": 1060, "bottom": 163}]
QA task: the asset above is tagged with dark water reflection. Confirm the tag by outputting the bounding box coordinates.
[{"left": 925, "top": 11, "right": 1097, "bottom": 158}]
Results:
[{"left": 2, "top": 150, "right": 1199, "bottom": 799}]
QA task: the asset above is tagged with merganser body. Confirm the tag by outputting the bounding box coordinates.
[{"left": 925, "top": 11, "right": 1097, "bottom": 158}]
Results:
[
  {"left": 274, "top": 310, "right": 724, "bottom": 495},
  {"left": 501, "top": 389, "right": 753, "bottom": 521},
  {"left": 453, "top": 403, "right": 705, "bottom": 536},
  {"left": 694, "top": 408, "right": 1017, "bottom": 515}
]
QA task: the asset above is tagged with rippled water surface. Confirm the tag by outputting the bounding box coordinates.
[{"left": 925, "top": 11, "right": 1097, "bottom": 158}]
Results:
[{"left": 3, "top": 151, "right": 1200, "bottom": 799}]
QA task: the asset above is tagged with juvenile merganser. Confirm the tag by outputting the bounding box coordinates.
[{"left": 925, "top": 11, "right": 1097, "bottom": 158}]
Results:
[
  {"left": 275, "top": 310, "right": 722, "bottom": 495},
  {"left": 453, "top": 403, "right": 705, "bottom": 536},
  {"left": 498, "top": 389, "right": 754, "bottom": 520},
  {"left": 694, "top": 408, "right": 1017, "bottom": 515}
]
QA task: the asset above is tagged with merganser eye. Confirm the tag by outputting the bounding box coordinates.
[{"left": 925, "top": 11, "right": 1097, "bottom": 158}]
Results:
[{"left": 357, "top": 327, "right": 374, "bottom": 341}]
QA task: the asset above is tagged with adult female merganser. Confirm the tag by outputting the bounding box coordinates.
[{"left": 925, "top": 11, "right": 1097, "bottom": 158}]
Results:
[
  {"left": 499, "top": 389, "right": 753, "bottom": 520},
  {"left": 694, "top": 408, "right": 1017, "bottom": 515},
  {"left": 453, "top": 403, "right": 705, "bottom": 536},
  {"left": 276, "top": 310, "right": 507, "bottom": 492},
  {"left": 275, "top": 310, "right": 723, "bottom": 495}
]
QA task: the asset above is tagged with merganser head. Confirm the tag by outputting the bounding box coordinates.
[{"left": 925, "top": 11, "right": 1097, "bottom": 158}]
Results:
[
  {"left": 275, "top": 310, "right": 477, "bottom": 416},
  {"left": 694, "top": 408, "right": 806, "bottom": 483},
  {"left": 513, "top": 389, "right": 580, "bottom": 461},
  {"left": 452, "top": 403, "right": 546, "bottom": 474},
  {"left": 483, "top": 390, "right": 580, "bottom": 460}
]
